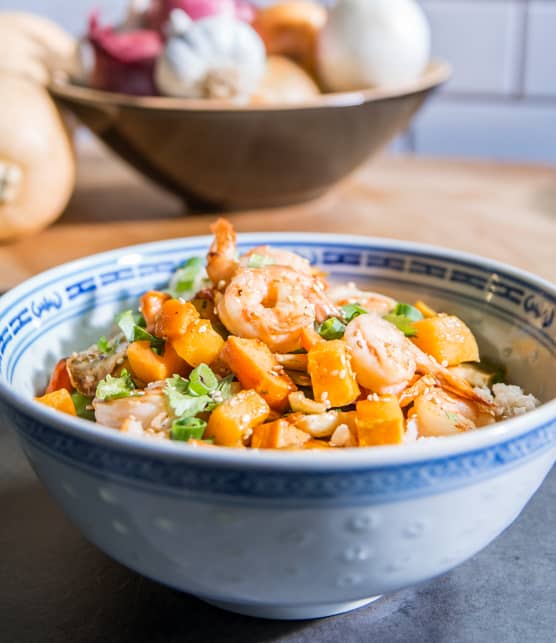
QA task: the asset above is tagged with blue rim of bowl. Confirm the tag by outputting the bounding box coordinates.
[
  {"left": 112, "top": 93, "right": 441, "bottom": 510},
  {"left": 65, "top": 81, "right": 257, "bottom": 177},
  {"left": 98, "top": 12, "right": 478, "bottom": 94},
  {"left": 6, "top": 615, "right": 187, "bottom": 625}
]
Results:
[
  {"left": 49, "top": 60, "right": 451, "bottom": 113},
  {"left": 0, "top": 232, "right": 555, "bottom": 473}
]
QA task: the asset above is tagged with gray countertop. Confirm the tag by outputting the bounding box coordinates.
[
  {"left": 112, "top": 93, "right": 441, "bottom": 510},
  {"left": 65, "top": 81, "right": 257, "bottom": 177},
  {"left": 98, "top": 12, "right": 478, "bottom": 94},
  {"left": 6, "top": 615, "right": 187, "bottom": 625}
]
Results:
[{"left": 1, "top": 423, "right": 554, "bottom": 643}]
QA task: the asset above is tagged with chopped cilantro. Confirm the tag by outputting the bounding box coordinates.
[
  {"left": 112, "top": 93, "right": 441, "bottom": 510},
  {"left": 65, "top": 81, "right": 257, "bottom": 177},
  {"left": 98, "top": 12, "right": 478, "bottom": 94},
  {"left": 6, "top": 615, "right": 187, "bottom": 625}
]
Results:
[
  {"left": 116, "top": 309, "right": 164, "bottom": 353},
  {"left": 96, "top": 369, "right": 135, "bottom": 401},
  {"left": 165, "top": 369, "right": 234, "bottom": 418},
  {"left": 97, "top": 335, "right": 111, "bottom": 354}
]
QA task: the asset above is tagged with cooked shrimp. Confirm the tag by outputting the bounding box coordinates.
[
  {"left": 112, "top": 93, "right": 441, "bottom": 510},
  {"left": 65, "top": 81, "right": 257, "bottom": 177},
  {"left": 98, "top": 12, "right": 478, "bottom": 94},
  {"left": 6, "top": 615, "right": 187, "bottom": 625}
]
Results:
[
  {"left": 93, "top": 386, "right": 170, "bottom": 431},
  {"left": 327, "top": 283, "right": 396, "bottom": 316},
  {"left": 344, "top": 314, "right": 491, "bottom": 404},
  {"left": 410, "top": 388, "right": 495, "bottom": 437},
  {"left": 206, "top": 218, "right": 240, "bottom": 287},
  {"left": 240, "top": 245, "right": 314, "bottom": 276},
  {"left": 217, "top": 266, "right": 332, "bottom": 352}
]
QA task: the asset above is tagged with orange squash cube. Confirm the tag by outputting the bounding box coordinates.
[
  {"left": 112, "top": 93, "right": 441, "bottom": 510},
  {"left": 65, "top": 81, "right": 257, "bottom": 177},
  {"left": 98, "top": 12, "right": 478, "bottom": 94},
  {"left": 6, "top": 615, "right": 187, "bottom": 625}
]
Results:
[
  {"left": 172, "top": 319, "right": 224, "bottom": 367},
  {"left": 300, "top": 326, "right": 323, "bottom": 351},
  {"left": 355, "top": 396, "right": 404, "bottom": 446},
  {"left": 206, "top": 390, "right": 270, "bottom": 447},
  {"left": 412, "top": 314, "right": 479, "bottom": 366},
  {"left": 35, "top": 388, "right": 76, "bottom": 416},
  {"left": 251, "top": 418, "right": 310, "bottom": 449},
  {"left": 221, "top": 336, "right": 296, "bottom": 412},
  {"left": 155, "top": 299, "right": 199, "bottom": 340},
  {"left": 307, "top": 340, "right": 360, "bottom": 408},
  {"left": 127, "top": 340, "right": 187, "bottom": 383}
]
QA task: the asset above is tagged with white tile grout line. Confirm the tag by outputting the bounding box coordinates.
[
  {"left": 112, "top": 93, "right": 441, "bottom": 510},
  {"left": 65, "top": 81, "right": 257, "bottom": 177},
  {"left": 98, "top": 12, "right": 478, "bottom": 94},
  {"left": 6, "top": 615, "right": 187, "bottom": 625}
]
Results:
[{"left": 514, "top": 0, "right": 531, "bottom": 99}]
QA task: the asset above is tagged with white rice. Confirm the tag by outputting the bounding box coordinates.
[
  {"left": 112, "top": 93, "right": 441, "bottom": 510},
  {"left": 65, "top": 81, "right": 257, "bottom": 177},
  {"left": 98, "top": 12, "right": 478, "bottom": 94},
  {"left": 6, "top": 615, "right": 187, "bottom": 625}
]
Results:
[{"left": 475, "top": 383, "right": 540, "bottom": 420}]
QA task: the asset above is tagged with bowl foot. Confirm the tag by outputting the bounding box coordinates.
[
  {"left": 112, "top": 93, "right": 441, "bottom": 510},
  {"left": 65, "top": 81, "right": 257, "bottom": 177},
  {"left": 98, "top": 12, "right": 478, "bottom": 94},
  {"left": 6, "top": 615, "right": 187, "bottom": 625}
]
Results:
[{"left": 202, "top": 595, "right": 382, "bottom": 620}]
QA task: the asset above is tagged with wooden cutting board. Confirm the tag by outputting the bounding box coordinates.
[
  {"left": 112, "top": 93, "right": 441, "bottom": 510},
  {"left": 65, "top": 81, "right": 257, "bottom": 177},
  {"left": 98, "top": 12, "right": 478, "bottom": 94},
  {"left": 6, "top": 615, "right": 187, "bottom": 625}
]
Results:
[{"left": 1, "top": 142, "right": 555, "bottom": 291}]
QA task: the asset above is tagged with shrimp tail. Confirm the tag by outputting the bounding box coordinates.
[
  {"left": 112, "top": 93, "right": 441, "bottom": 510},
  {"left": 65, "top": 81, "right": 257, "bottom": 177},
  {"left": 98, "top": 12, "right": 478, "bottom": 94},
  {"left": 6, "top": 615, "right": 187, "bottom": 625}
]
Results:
[{"left": 206, "top": 218, "right": 240, "bottom": 287}]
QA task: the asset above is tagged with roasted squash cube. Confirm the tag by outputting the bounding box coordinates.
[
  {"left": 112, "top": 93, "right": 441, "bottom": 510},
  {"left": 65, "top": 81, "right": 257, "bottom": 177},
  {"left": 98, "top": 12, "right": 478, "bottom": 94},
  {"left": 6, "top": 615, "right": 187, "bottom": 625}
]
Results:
[
  {"left": 155, "top": 299, "right": 199, "bottom": 340},
  {"left": 128, "top": 340, "right": 187, "bottom": 383},
  {"left": 206, "top": 389, "right": 270, "bottom": 447},
  {"left": 307, "top": 340, "right": 360, "bottom": 407},
  {"left": 251, "top": 418, "right": 310, "bottom": 449},
  {"left": 412, "top": 314, "right": 479, "bottom": 366},
  {"left": 221, "top": 336, "right": 296, "bottom": 411},
  {"left": 35, "top": 388, "right": 76, "bottom": 416},
  {"left": 172, "top": 319, "right": 224, "bottom": 367},
  {"left": 356, "top": 396, "right": 404, "bottom": 446}
]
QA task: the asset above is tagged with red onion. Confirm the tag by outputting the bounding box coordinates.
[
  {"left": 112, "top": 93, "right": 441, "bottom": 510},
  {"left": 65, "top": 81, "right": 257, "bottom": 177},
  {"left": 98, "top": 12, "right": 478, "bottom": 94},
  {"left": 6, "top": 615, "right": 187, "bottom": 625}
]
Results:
[
  {"left": 87, "top": 12, "right": 162, "bottom": 95},
  {"left": 149, "top": 0, "right": 255, "bottom": 31}
]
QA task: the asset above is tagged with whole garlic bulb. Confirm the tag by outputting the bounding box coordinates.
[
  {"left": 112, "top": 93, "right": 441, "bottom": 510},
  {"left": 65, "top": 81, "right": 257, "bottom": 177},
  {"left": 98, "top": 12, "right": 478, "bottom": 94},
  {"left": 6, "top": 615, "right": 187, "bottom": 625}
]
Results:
[
  {"left": 155, "top": 10, "right": 266, "bottom": 99},
  {"left": 318, "top": 0, "right": 431, "bottom": 92}
]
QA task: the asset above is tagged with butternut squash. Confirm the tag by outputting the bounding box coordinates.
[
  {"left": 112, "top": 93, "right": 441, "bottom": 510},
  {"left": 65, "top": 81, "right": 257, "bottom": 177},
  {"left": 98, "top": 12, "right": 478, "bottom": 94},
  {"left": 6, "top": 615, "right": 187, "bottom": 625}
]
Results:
[
  {"left": 35, "top": 388, "right": 76, "bottom": 416},
  {"left": 355, "top": 396, "right": 404, "bottom": 446},
  {"left": 300, "top": 325, "right": 323, "bottom": 351},
  {"left": 155, "top": 299, "right": 199, "bottom": 340},
  {"left": 412, "top": 314, "right": 479, "bottom": 366},
  {"left": 414, "top": 300, "right": 437, "bottom": 319},
  {"left": 127, "top": 340, "right": 187, "bottom": 383},
  {"left": 221, "top": 336, "right": 296, "bottom": 411},
  {"left": 206, "top": 389, "right": 270, "bottom": 447},
  {"left": 303, "top": 439, "right": 332, "bottom": 449},
  {"left": 140, "top": 290, "right": 170, "bottom": 333},
  {"left": 251, "top": 418, "right": 310, "bottom": 449},
  {"left": 307, "top": 340, "right": 360, "bottom": 407},
  {"left": 172, "top": 319, "right": 224, "bottom": 367},
  {"left": 0, "top": 75, "right": 75, "bottom": 240},
  {"left": 0, "top": 12, "right": 76, "bottom": 85}
]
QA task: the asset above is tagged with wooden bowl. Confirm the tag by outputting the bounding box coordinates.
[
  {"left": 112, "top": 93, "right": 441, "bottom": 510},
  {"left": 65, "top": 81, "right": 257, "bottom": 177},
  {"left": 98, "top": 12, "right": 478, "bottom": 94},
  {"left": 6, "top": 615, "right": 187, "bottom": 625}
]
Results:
[{"left": 50, "top": 61, "right": 450, "bottom": 210}]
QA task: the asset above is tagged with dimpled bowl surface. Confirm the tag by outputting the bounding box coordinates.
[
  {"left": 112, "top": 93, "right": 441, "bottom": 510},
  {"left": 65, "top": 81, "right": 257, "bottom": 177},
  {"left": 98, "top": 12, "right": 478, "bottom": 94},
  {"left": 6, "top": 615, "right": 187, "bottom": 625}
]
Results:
[
  {"left": 49, "top": 62, "right": 450, "bottom": 210},
  {"left": 0, "top": 233, "right": 554, "bottom": 620}
]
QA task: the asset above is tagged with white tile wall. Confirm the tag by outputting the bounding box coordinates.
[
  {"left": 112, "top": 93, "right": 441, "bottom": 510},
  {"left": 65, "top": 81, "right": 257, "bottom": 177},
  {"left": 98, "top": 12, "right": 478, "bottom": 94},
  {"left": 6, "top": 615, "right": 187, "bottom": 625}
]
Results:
[
  {"left": 421, "top": 0, "right": 523, "bottom": 95},
  {"left": 413, "top": 100, "right": 556, "bottom": 163},
  {"left": 0, "top": 0, "right": 554, "bottom": 163},
  {"left": 525, "top": 1, "right": 556, "bottom": 97}
]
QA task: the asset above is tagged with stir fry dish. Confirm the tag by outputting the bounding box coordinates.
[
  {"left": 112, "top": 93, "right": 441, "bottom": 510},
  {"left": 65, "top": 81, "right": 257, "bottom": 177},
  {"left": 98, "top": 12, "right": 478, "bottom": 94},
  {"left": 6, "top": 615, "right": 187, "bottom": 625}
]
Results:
[{"left": 36, "top": 220, "right": 539, "bottom": 449}]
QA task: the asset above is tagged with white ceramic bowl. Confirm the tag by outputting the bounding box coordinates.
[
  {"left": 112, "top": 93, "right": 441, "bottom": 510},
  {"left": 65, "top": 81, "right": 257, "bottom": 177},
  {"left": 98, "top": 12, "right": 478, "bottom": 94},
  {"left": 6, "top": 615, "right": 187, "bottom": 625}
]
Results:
[{"left": 0, "top": 234, "right": 554, "bottom": 620}]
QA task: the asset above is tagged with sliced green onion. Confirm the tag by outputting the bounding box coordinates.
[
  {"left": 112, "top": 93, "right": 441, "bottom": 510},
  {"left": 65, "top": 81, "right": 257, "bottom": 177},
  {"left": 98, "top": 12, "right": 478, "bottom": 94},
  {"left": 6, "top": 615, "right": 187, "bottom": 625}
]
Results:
[
  {"left": 341, "top": 303, "right": 368, "bottom": 323},
  {"left": 318, "top": 317, "right": 346, "bottom": 340},
  {"left": 96, "top": 369, "right": 135, "bottom": 401},
  {"left": 71, "top": 392, "right": 95, "bottom": 421},
  {"left": 392, "top": 303, "right": 423, "bottom": 321},
  {"left": 383, "top": 314, "right": 418, "bottom": 337},
  {"left": 247, "top": 254, "right": 275, "bottom": 269},
  {"left": 189, "top": 363, "right": 219, "bottom": 396},
  {"left": 171, "top": 416, "right": 207, "bottom": 441}
]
